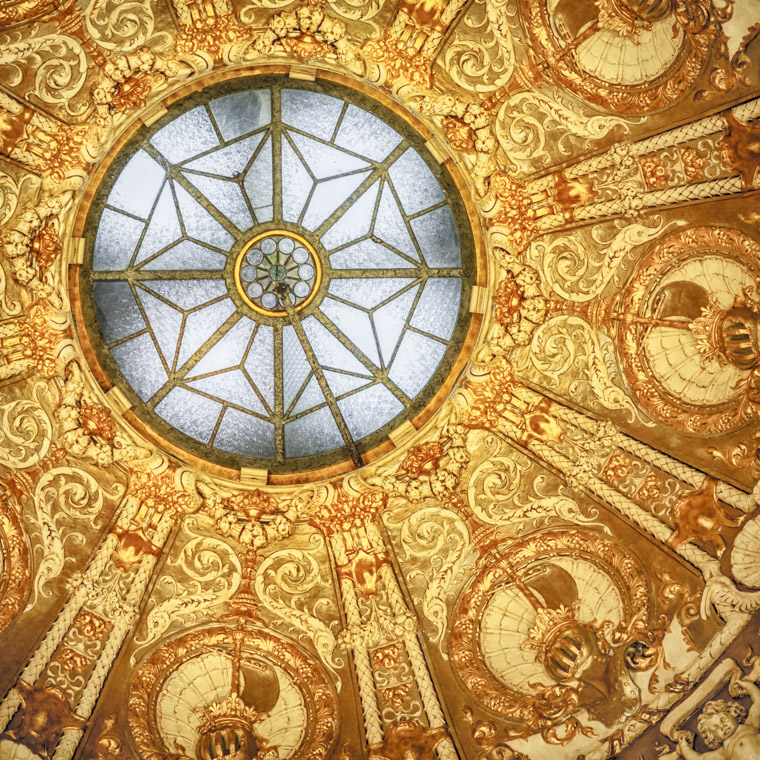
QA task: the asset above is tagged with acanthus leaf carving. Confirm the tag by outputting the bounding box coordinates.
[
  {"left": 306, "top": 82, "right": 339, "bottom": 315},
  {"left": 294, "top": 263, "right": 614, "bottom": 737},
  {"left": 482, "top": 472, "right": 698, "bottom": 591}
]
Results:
[
  {"left": 131, "top": 514, "right": 242, "bottom": 661},
  {"left": 393, "top": 505, "right": 470, "bottom": 649},
  {"left": 527, "top": 219, "right": 683, "bottom": 303},
  {"left": 27, "top": 464, "right": 120, "bottom": 606},
  {"left": 83, "top": 0, "right": 172, "bottom": 53},
  {"left": 495, "top": 89, "right": 634, "bottom": 175},
  {"left": 254, "top": 545, "right": 344, "bottom": 687},
  {"left": 522, "top": 314, "right": 645, "bottom": 423}
]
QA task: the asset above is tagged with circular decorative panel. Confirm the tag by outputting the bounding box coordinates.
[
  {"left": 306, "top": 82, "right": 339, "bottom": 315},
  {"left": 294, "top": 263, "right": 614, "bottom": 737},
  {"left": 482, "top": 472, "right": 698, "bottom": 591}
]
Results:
[
  {"left": 80, "top": 75, "right": 477, "bottom": 475},
  {"left": 128, "top": 626, "right": 337, "bottom": 760}
]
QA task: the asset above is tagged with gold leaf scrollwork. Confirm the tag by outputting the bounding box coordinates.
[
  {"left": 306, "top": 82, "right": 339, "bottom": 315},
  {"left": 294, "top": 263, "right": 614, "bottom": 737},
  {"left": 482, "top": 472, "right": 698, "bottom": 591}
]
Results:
[
  {"left": 254, "top": 545, "right": 344, "bottom": 687},
  {"left": 131, "top": 515, "right": 243, "bottom": 662}
]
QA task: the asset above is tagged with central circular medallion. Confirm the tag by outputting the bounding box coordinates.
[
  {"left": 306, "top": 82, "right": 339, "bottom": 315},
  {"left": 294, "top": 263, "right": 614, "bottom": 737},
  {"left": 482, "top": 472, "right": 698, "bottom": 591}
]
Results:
[{"left": 235, "top": 230, "right": 321, "bottom": 316}]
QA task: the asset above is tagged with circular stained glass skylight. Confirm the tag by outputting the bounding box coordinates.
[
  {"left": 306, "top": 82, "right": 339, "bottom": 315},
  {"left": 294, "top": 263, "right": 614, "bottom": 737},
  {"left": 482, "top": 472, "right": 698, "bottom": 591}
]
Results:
[{"left": 80, "top": 76, "right": 477, "bottom": 475}]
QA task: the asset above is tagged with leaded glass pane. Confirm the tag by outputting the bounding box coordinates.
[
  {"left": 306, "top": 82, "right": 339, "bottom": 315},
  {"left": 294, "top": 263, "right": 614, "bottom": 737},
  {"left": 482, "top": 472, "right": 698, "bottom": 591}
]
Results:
[
  {"left": 84, "top": 77, "right": 474, "bottom": 473},
  {"left": 155, "top": 387, "right": 222, "bottom": 444},
  {"left": 94, "top": 281, "right": 146, "bottom": 343},
  {"left": 338, "top": 384, "right": 404, "bottom": 440},
  {"left": 215, "top": 408, "right": 275, "bottom": 458},
  {"left": 209, "top": 90, "right": 271, "bottom": 141},
  {"left": 184, "top": 133, "right": 265, "bottom": 177},
  {"left": 106, "top": 150, "right": 164, "bottom": 218},
  {"left": 182, "top": 173, "right": 253, "bottom": 231},
  {"left": 111, "top": 333, "right": 167, "bottom": 401},
  {"left": 150, "top": 106, "right": 219, "bottom": 164},
  {"left": 134, "top": 184, "right": 182, "bottom": 265},
  {"left": 281, "top": 89, "right": 343, "bottom": 141}
]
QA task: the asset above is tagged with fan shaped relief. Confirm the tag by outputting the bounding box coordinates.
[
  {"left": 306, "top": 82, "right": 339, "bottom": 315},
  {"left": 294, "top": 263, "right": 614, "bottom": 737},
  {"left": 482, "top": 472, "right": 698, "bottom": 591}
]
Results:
[
  {"left": 127, "top": 625, "right": 338, "bottom": 760},
  {"left": 614, "top": 226, "right": 760, "bottom": 435},
  {"left": 519, "top": 0, "right": 717, "bottom": 113},
  {"left": 449, "top": 528, "right": 670, "bottom": 746}
]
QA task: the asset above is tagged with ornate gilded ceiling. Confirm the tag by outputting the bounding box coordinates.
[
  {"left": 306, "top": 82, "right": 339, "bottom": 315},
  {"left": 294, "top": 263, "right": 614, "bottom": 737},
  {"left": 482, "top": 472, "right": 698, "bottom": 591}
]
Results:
[{"left": 0, "top": 1, "right": 759, "bottom": 759}]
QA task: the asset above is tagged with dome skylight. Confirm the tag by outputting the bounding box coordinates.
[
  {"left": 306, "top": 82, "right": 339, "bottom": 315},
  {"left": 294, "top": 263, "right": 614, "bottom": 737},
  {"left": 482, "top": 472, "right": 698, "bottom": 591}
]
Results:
[{"left": 81, "top": 76, "right": 476, "bottom": 474}]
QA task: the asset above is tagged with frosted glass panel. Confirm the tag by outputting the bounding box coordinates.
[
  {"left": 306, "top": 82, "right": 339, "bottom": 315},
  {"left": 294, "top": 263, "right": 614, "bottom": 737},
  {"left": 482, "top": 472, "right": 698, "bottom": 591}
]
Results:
[
  {"left": 141, "top": 241, "right": 226, "bottom": 271},
  {"left": 94, "top": 210, "right": 144, "bottom": 271},
  {"left": 338, "top": 384, "right": 403, "bottom": 439},
  {"left": 94, "top": 281, "right": 146, "bottom": 344},
  {"left": 137, "top": 288, "right": 183, "bottom": 366},
  {"left": 283, "top": 325, "right": 312, "bottom": 410},
  {"left": 328, "top": 278, "right": 416, "bottom": 309},
  {"left": 210, "top": 90, "right": 271, "bottom": 141},
  {"left": 288, "top": 131, "right": 369, "bottom": 179},
  {"left": 184, "top": 133, "right": 265, "bottom": 177},
  {"left": 150, "top": 107, "right": 219, "bottom": 164},
  {"left": 155, "top": 387, "right": 222, "bottom": 444},
  {"left": 244, "top": 136, "right": 273, "bottom": 212},
  {"left": 244, "top": 326, "right": 275, "bottom": 409},
  {"left": 176, "top": 299, "right": 237, "bottom": 367},
  {"left": 320, "top": 299, "right": 380, "bottom": 366},
  {"left": 134, "top": 184, "right": 182, "bottom": 265},
  {"left": 188, "top": 317, "right": 255, "bottom": 377},
  {"left": 373, "top": 182, "right": 418, "bottom": 258},
  {"left": 388, "top": 149, "right": 444, "bottom": 215},
  {"left": 335, "top": 105, "right": 402, "bottom": 160},
  {"left": 291, "top": 375, "right": 325, "bottom": 416},
  {"left": 111, "top": 333, "right": 167, "bottom": 400},
  {"left": 302, "top": 317, "right": 370, "bottom": 375},
  {"left": 321, "top": 181, "right": 379, "bottom": 249},
  {"left": 301, "top": 171, "right": 369, "bottom": 231},
  {"left": 409, "top": 279, "right": 461, "bottom": 339},
  {"left": 373, "top": 286, "right": 419, "bottom": 366},
  {"left": 174, "top": 184, "right": 235, "bottom": 249},
  {"left": 107, "top": 150, "right": 164, "bottom": 219},
  {"left": 187, "top": 369, "right": 266, "bottom": 414},
  {"left": 182, "top": 173, "right": 253, "bottom": 231},
  {"left": 285, "top": 406, "right": 344, "bottom": 457},
  {"left": 282, "top": 89, "right": 343, "bottom": 140},
  {"left": 281, "top": 139, "right": 313, "bottom": 223},
  {"left": 215, "top": 408, "right": 275, "bottom": 458},
  {"left": 329, "top": 240, "right": 415, "bottom": 270},
  {"left": 388, "top": 330, "right": 447, "bottom": 397},
  {"left": 142, "top": 279, "right": 228, "bottom": 310},
  {"left": 410, "top": 207, "right": 461, "bottom": 267},
  {"left": 324, "top": 370, "right": 372, "bottom": 397}
]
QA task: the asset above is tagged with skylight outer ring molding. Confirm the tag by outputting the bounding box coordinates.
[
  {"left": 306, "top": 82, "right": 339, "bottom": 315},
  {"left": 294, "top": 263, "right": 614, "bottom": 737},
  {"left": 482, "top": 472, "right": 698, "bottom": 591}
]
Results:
[{"left": 71, "top": 67, "right": 486, "bottom": 485}]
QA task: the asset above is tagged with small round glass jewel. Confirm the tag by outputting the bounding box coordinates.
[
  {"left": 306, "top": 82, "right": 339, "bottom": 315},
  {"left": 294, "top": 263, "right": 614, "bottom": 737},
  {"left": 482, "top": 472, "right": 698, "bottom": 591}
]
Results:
[
  {"left": 260, "top": 238, "right": 277, "bottom": 255},
  {"left": 270, "top": 264, "right": 287, "bottom": 281}
]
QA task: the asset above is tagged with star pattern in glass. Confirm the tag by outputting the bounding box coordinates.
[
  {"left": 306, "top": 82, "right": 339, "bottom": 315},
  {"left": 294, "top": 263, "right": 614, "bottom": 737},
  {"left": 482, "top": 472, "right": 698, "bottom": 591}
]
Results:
[{"left": 84, "top": 78, "right": 474, "bottom": 472}]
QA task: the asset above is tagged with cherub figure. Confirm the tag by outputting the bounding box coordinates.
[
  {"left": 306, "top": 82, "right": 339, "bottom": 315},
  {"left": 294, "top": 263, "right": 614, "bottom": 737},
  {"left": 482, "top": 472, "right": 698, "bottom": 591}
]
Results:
[{"left": 678, "top": 679, "right": 760, "bottom": 759}]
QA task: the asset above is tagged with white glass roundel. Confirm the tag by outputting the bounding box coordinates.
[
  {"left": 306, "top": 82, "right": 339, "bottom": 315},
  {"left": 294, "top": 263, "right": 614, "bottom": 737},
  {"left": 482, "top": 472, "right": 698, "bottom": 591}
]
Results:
[{"left": 83, "top": 77, "right": 475, "bottom": 473}]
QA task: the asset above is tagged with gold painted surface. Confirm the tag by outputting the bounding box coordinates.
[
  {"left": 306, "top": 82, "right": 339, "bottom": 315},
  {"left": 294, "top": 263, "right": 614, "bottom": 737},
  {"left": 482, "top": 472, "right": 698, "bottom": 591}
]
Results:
[{"left": 0, "top": 1, "right": 759, "bottom": 759}]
